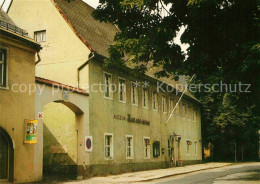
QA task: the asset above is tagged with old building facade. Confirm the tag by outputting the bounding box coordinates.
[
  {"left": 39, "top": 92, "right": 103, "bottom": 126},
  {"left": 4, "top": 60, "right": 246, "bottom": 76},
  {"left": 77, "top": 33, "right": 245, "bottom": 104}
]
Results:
[
  {"left": 8, "top": 0, "right": 202, "bottom": 179},
  {"left": 0, "top": 10, "right": 41, "bottom": 183}
]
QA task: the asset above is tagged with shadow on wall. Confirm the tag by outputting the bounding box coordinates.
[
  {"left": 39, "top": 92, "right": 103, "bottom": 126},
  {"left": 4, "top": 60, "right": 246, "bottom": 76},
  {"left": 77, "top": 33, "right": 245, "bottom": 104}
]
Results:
[{"left": 43, "top": 123, "right": 77, "bottom": 180}]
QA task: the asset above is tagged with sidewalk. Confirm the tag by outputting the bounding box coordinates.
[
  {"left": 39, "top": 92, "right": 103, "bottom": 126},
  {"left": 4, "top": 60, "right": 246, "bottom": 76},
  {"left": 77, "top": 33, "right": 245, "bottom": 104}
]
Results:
[{"left": 54, "top": 162, "right": 232, "bottom": 184}]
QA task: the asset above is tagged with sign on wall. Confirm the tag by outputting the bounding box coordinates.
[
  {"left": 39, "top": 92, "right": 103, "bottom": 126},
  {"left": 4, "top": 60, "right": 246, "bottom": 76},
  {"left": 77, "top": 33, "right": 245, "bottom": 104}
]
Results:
[
  {"left": 85, "top": 136, "right": 93, "bottom": 152},
  {"left": 24, "top": 120, "right": 38, "bottom": 144}
]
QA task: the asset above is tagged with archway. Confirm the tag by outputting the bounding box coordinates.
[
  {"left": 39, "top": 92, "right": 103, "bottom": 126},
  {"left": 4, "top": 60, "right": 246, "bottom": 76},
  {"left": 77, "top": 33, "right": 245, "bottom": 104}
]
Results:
[
  {"left": 43, "top": 101, "right": 83, "bottom": 179},
  {"left": 0, "top": 127, "right": 14, "bottom": 182}
]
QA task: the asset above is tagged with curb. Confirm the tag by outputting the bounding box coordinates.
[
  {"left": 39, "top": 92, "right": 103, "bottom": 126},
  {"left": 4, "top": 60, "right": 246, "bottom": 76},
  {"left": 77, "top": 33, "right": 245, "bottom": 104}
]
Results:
[{"left": 132, "top": 163, "right": 233, "bottom": 183}]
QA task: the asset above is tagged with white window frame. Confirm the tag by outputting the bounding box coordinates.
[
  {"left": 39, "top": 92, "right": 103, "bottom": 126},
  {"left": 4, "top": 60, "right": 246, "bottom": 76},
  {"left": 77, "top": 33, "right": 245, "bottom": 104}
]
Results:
[
  {"left": 169, "top": 98, "right": 175, "bottom": 115},
  {"left": 144, "top": 137, "right": 151, "bottom": 159},
  {"left": 131, "top": 81, "right": 138, "bottom": 106},
  {"left": 104, "top": 133, "right": 114, "bottom": 160},
  {"left": 0, "top": 46, "right": 9, "bottom": 90},
  {"left": 186, "top": 139, "right": 190, "bottom": 155},
  {"left": 194, "top": 140, "right": 198, "bottom": 155},
  {"left": 34, "top": 30, "right": 46, "bottom": 42},
  {"left": 162, "top": 95, "right": 167, "bottom": 114},
  {"left": 152, "top": 91, "right": 158, "bottom": 111},
  {"left": 193, "top": 107, "right": 197, "bottom": 122},
  {"left": 118, "top": 77, "right": 126, "bottom": 103},
  {"left": 103, "top": 72, "right": 113, "bottom": 100},
  {"left": 175, "top": 99, "right": 180, "bottom": 116},
  {"left": 142, "top": 86, "right": 149, "bottom": 109},
  {"left": 126, "top": 135, "right": 134, "bottom": 159},
  {"left": 182, "top": 102, "right": 186, "bottom": 119}
]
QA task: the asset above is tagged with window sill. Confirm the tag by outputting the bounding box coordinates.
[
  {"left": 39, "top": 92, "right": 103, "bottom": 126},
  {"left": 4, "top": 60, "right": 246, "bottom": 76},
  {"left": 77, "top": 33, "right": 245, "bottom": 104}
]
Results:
[
  {"left": 143, "top": 106, "right": 149, "bottom": 110},
  {"left": 131, "top": 103, "right": 138, "bottom": 107},
  {"left": 144, "top": 157, "right": 150, "bottom": 159},
  {"left": 126, "top": 157, "right": 134, "bottom": 160},
  {"left": 0, "top": 86, "right": 9, "bottom": 90},
  {"left": 105, "top": 157, "right": 114, "bottom": 160},
  {"left": 104, "top": 96, "right": 113, "bottom": 100},
  {"left": 119, "top": 100, "right": 126, "bottom": 104}
]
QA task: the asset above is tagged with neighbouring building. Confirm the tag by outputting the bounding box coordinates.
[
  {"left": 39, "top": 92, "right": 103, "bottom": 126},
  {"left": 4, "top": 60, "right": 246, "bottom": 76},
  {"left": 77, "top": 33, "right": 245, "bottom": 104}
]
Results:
[
  {"left": 8, "top": 0, "right": 202, "bottom": 179},
  {"left": 0, "top": 10, "right": 41, "bottom": 183}
]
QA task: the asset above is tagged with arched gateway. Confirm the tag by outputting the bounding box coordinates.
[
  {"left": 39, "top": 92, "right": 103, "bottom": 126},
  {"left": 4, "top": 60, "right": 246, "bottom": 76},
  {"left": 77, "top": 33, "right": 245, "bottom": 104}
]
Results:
[{"left": 0, "top": 127, "right": 14, "bottom": 182}]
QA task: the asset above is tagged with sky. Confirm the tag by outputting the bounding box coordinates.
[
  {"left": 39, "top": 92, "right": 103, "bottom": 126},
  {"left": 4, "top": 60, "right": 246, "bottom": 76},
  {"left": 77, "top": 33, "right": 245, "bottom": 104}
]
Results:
[{"left": 83, "top": 0, "right": 100, "bottom": 8}]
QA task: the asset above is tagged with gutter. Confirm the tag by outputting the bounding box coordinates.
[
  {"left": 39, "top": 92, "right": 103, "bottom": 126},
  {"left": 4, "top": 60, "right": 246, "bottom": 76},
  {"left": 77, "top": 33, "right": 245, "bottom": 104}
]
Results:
[
  {"left": 35, "top": 52, "right": 41, "bottom": 65},
  {"left": 77, "top": 52, "right": 95, "bottom": 88}
]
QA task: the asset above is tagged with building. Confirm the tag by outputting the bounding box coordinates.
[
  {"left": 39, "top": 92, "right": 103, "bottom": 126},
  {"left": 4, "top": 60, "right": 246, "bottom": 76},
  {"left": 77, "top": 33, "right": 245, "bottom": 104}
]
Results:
[
  {"left": 0, "top": 10, "right": 41, "bottom": 183},
  {"left": 8, "top": 0, "right": 202, "bottom": 179}
]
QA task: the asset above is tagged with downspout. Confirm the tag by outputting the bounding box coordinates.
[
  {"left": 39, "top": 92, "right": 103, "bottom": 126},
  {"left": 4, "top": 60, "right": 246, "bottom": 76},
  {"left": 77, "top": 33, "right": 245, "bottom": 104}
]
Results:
[
  {"left": 35, "top": 52, "right": 41, "bottom": 65},
  {"left": 77, "top": 52, "right": 95, "bottom": 88}
]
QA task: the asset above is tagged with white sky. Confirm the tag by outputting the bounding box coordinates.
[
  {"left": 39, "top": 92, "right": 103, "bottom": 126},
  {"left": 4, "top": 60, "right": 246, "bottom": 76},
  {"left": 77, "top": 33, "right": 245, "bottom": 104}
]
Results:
[{"left": 83, "top": 0, "right": 100, "bottom": 8}]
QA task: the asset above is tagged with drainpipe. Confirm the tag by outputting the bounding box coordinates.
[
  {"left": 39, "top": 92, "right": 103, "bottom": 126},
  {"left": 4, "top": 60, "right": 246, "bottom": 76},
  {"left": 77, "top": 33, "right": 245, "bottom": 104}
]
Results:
[
  {"left": 35, "top": 52, "right": 41, "bottom": 65},
  {"left": 77, "top": 52, "right": 95, "bottom": 88}
]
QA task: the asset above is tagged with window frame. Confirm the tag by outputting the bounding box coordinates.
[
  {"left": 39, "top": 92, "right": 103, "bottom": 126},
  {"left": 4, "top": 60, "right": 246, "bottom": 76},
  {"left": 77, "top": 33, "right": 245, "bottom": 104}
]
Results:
[
  {"left": 126, "top": 135, "right": 134, "bottom": 159},
  {"left": 34, "top": 30, "right": 46, "bottom": 42},
  {"left": 153, "top": 141, "right": 160, "bottom": 157},
  {"left": 0, "top": 46, "right": 9, "bottom": 90},
  {"left": 131, "top": 81, "right": 138, "bottom": 106},
  {"left": 103, "top": 72, "right": 113, "bottom": 100},
  {"left": 169, "top": 98, "right": 175, "bottom": 115},
  {"left": 142, "top": 86, "right": 149, "bottom": 109},
  {"left": 152, "top": 91, "right": 158, "bottom": 111},
  {"left": 162, "top": 94, "right": 167, "bottom": 114},
  {"left": 118, "top": 77, "right": 126, "bottom": 103},
  {"left": 194, "top": 140, "right": 198, "bottom": 155},
  {"left": 104, "top": 133, "right": 114, "bottom": 160},
  {"left": 193, "top": 107, "right": 197, "bottom": 122},
  {"left": 144, "top": 137, "right": 151, "bottom": 159},
  {"left": 186, "top": 139, "right": 190, "bottom": 155}
]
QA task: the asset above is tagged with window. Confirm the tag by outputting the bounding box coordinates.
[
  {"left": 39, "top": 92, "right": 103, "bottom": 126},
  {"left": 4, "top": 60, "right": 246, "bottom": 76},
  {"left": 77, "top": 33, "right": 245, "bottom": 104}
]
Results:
[
  {"left": 188, "top": 105, "right": 192, "bottom": 120},
  {"left": 162, "top": 95, "right": 167, "bottom": 113},
  {"left": 192, "top": 107, "right": 197, "bottom": 122},
  {"left": 169, "top": 98, "right": 175, "bottom": 114},
  {"left": 104, "top": 134, "right": 113, "bottom": 159},
  {"left": 104, "top": 73, "right": 112, "bottom": 99},
  {"left": 152, "top": 91, "right": 158, "bottom": 110},
  {"left": 0, "top": 49, "right": 7, "bottom": 87},
  {"left": 144, "top": 137, "right": 151, "bottom": 159},
  {"left": 175, "top": 99, "right": 180, "bottom": 116},
  {"left": 34, "top": 30, "right": 46, "bottom": 42},
  {"left": 182, "top": 102, "right": 186, "bottom": 118},
  {"left": 186, "top": 140, "right": 190, "bottom": 155},
  {"left": 153, "top": 141, "right": 160, "bottom": 157},
  {"left": 142, "top": 87, "right": 148, "bottom": 108},
  {"left": 194, "top": 140, "right": 198, "bottom": 155},
  {"left": 126, "top": 135, "right": 134, "bottom": 159},
  {"left": 118, "top": 78, "right": 126, "bottom": 102},
  {"left": 131, "top": 82, "right": 138, "bottom": 106}
]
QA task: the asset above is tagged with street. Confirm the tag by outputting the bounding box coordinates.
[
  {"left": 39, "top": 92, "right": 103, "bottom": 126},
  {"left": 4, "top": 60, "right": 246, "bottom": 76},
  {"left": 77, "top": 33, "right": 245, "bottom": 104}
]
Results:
[{"left": 144, "top": 163, "right": 260, "bottom": 184}]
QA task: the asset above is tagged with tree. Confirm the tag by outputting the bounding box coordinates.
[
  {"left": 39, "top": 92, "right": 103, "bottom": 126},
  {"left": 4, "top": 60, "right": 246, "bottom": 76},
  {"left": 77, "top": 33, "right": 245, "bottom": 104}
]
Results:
[{"left": 93, "top": 0, "right": 260, "bottom": 160}]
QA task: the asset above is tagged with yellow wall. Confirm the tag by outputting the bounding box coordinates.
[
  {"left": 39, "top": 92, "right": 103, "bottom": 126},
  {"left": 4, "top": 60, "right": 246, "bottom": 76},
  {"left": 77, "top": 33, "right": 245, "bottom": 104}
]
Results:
[
  {"left": 8, "top": 0, "right": 91, "bottom": 87},
  {"left": 88, "top": 60, "right": 202, "bottom": 168},
  {"left": 0, "top": 35, "right": 38, "bottom": 183},
  {"left": 43, "top": 102, "right": 77, "bottom": 165}
]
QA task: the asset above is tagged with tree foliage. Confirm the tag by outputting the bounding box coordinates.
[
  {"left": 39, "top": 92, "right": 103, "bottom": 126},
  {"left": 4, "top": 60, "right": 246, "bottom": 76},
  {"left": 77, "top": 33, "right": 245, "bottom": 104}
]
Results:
[{"left": 93, "top": 0, "right": 260, "bottom": 160}]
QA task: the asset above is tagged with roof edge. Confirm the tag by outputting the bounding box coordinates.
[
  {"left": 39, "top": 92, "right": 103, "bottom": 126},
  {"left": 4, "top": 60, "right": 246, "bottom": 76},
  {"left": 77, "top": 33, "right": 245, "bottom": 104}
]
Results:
[
  {"left": 51, "top": 0, "right": 95, "bottom": 52},
  {"left": 35, "top": 76, "right": 89, "bottom": 96}
]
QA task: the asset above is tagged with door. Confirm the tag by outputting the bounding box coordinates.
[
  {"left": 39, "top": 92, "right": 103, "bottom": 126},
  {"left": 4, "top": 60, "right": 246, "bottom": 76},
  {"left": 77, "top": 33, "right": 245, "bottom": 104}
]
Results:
[
  {"left": 168, "top": 138, "right": 175, "bottom": 167},
  {"left": 0, "top": 132, "right": 9, "bottom": 179}
]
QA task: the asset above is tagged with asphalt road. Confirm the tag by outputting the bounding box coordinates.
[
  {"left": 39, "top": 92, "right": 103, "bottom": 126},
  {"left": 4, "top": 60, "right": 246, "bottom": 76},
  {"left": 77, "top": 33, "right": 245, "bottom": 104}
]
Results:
[{"left": 143, "top": 162, "right": 260, "bottom": 184}]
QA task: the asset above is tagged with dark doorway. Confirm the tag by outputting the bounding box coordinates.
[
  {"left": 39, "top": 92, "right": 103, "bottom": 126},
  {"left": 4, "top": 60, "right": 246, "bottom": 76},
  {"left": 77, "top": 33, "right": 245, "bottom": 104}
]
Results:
[{"left": 0, "top": 127, "right": 14, "bottom": 181}]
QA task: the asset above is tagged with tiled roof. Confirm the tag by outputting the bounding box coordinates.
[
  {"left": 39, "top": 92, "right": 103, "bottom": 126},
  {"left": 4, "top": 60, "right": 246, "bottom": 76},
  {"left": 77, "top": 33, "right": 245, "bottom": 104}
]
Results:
[
  {"left": 52, "top": 0, "right": 118, "bottom": 57},
  {"left": 0, "top": 10, "right": 15, "bottom": 25},
  {"left": 35, "top": 77, "right": 89, "bottom": 96},
  {"left": 51, "top": 0, "right": 197, "bottom": 102}
]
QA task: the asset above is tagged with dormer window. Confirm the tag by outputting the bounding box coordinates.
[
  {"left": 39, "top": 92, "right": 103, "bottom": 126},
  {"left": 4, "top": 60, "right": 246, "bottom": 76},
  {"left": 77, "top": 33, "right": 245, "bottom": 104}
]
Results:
[{"left": 34, "top": 30, "right": 46, "bottom": 42}]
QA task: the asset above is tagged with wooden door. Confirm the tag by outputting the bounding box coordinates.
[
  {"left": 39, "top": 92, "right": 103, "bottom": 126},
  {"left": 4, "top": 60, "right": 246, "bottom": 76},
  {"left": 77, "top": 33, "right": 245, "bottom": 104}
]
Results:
[{"left": 0, "top": 132, "right": 8, "bottom": 179}]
